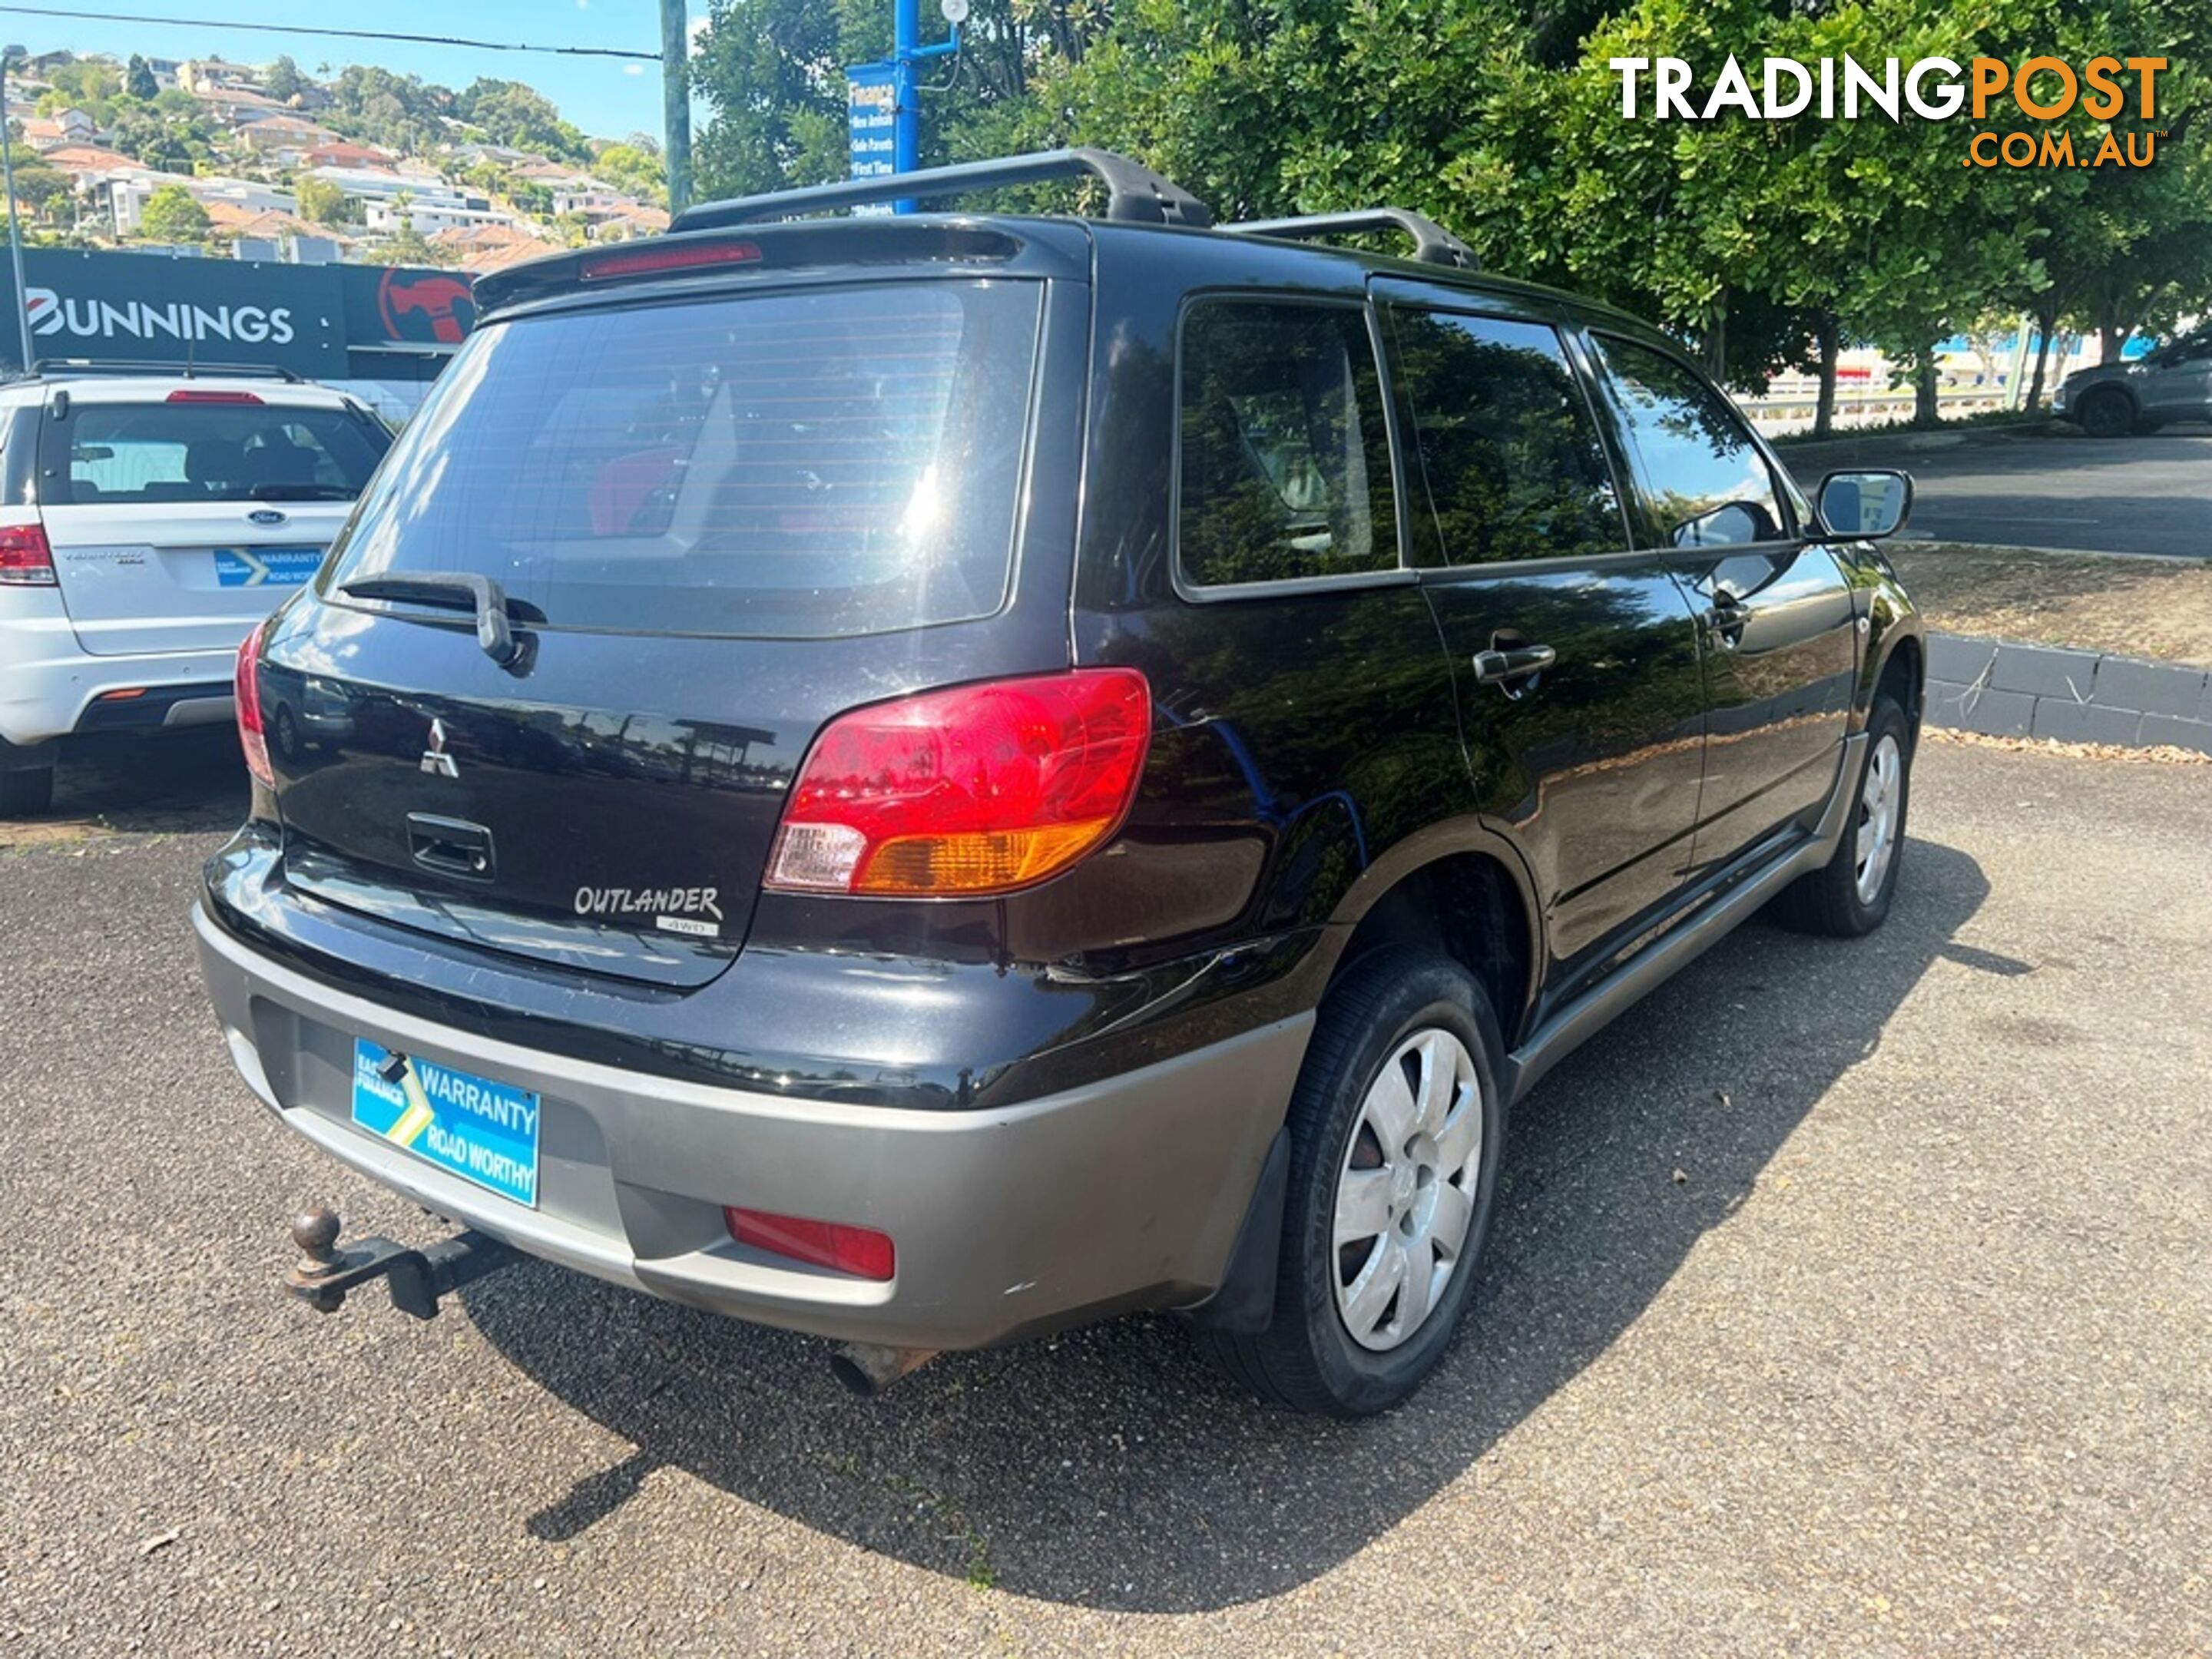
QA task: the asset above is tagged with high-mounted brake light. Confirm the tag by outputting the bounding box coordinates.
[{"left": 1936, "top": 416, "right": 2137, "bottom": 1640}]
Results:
[
  {"left": 234, "top": 629, "right": 273, "bottom": 789},
  {"left": 580, "top": 240, "right": 763, "bottom": 281},
  {"left": 167, "top": 389, "right": 264, "bottom": 405},
  {"left": 766, "top": 669, "right": 1151, "bottom": 898},
  {"left": 725, "top": 1208, "right": 895, "bottom": 1281},
  {"left": 0, "top": 521, "right": 55, "bottom": 586}
]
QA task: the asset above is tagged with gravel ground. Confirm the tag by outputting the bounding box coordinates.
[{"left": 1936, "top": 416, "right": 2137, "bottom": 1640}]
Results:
[{"left": 2, "top": 739, "right": 2207, "bottom": 1657}]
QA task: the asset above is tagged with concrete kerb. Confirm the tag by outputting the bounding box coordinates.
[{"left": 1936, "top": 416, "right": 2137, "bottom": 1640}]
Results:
[{"left": 1922, "top": 632, "right": 2212, "bottom": 754}]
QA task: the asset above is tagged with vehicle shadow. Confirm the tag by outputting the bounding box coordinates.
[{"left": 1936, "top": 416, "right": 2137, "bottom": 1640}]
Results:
[
  {"left": 467, "top": 836, "right": 1996, "bottom": 1613},
  {"left": 0, "top": 730, "right": 248, "bottom": 850},
  {"left": 67, "top": 729, "right": 247, "bottom": 828}
]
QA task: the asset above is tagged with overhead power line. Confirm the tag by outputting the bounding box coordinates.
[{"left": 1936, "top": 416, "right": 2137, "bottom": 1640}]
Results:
[{"left": 0, "top": 5, "right": 662, "bottom": 61}]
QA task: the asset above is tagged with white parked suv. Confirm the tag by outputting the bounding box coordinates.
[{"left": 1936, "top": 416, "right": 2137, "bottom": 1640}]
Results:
[{"left": 0, "top": 364, "right": 390, "bottom": 813}]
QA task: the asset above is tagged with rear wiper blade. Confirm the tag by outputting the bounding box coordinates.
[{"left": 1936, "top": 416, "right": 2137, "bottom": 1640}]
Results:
[{"left": 338, "top": 572, "right": 537, "bottom": 664}]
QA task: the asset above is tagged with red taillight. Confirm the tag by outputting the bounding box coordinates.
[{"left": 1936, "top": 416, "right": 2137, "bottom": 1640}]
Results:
[
  {"left": 0, "top": 520, "right": 55, "bottom": 586},
  {"left": 580, "top": 240, "right": 762, "bottom": 281},
  {"left": 234, "top": 629, "right": 273, "bottom": 788},
  {"left": 766, "top": 669, "right": 1151, "bottom": 897},
  {"left": 167, "top": 388, "right": 264, "bottom": 405},
  {"left": 725, "top": 1208, "right": 896, "bottom": 1281}
]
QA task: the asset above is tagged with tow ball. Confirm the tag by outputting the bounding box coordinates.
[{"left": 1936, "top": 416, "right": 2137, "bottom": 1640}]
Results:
[{"left": 283, "top": 1204, "right": 518, "bottom": 1320}]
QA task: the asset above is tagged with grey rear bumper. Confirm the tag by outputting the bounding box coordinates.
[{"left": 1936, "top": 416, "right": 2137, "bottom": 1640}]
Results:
[{"left": 195, "top": 902, "right": 1311, "bottom": 1350}]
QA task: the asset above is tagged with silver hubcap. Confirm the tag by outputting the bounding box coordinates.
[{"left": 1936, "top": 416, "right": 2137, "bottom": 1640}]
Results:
[
  {"left": 1331, "top": 1028, "right": 1483, "bottom": 1353},
  {"left": 1854, "top": 732, "right": 1903, "bottom": 904}
]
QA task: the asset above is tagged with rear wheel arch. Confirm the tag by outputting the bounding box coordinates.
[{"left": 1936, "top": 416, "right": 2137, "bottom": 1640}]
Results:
[{"left": 1323, "top": 846, "right": 1538, "bottom": 1052}]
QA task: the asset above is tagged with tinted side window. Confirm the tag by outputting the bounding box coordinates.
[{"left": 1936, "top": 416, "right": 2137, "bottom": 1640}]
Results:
[
  {"left": 1591, "top": 336, "right": 1787, "bottom": 548},
  {"left": 1177, "top": 300, "right": 1398, "bottom": 588},
  {"left": 2157, "top": 329, "right": 2212, "bottom": 365},
  {"left": 1387, "top": 309, "right": 1623, "bottom": 565}
]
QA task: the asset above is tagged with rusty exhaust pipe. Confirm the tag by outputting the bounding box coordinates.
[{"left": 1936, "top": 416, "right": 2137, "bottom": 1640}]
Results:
[{"left": 830, "top": 1342, "right": 938, "bottom": 1397}]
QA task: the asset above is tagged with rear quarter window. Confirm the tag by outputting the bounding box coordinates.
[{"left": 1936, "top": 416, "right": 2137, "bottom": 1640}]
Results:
[
  {"left": 1176, "top": 299, "right": 1400, "bottom": 589},
  {"left": 326, "top": 280, "right": 1045, "bottom": 640}
]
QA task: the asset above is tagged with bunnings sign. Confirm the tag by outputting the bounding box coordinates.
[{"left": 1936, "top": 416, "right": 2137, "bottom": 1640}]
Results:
[{"left": 0, "top": 249, "right": 477, "bottom": 379}]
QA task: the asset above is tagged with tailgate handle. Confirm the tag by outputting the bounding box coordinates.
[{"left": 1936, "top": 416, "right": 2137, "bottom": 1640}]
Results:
[{"left": 406, "top": 813, "right": 495, "bottom": 882}]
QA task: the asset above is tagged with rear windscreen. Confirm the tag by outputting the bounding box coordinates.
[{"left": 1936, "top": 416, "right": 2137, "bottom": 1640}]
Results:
[
  {"left": 324, "top": 280, "right": 1045, "bottom": 640},
  {"left": 52, "top": 402, "right": 386, "bottom": 505}
]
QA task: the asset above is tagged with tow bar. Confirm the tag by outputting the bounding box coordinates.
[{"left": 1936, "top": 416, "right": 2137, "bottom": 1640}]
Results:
[{"left": 283, "top": 1204, "right": 518, "bottom": 1320}]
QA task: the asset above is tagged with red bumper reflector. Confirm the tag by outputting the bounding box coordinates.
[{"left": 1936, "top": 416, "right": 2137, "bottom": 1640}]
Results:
[{"left": 724, "top": 1207, "right": 896, "bottom": 1281}]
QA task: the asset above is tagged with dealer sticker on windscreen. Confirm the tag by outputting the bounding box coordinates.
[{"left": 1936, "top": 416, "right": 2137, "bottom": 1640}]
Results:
[{"left": 349, "top": 1039, "right": 540, "bottom": 1207}]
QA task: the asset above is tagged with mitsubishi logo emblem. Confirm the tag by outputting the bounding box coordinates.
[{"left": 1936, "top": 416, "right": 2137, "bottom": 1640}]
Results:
[{"left": 419, "top": 717, "right": 459, "bottom": 778}]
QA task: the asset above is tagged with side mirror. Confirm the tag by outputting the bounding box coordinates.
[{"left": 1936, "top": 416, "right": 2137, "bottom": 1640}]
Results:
[{"left": 1817, "top": 469, "right": 1912, "bottom": 540}]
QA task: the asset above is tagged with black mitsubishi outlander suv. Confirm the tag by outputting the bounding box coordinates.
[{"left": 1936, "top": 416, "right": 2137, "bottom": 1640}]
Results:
[{"left": 198, "top": 150, "right": 1923, "bottom": 1416}]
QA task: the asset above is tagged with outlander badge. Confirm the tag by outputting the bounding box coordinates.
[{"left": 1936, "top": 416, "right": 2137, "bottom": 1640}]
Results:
[{"left": 419, "top": 718, "right": 459, "bottom": 778}]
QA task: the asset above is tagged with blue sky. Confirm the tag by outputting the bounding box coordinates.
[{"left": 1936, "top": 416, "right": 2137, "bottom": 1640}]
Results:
[{"left": 5, "top": 1, "right": 705, "bottom": 142}]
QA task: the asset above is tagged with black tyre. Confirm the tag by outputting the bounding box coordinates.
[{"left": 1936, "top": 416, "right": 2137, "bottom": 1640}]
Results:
[
  {"left": 1205, "top": 947, "right": 1505, "bottom": 1417},
  {"left": 0, "top": 763, "right": 54, "bottom": 817},
  {"left": 2078, "top": 388, "right": 2134, "bottom": 439},
  {"left": 1771, "top": 694, "right": 1912, "bottom": 938}
]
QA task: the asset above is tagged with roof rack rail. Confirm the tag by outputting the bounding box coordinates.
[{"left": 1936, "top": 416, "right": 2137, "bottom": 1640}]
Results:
[
  {"left": 27, "top": 358, "right": 305, "bottom": 382},
  {"left": 1222, "top": 210, "right": 1476, "bottom": 270},
  {"left": 671, "top": 147, "right": 1214, "bottom": 233}
]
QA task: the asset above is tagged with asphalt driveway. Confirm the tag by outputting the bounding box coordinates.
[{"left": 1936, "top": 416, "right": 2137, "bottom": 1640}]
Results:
[
  {"left": 1779, "top": 426, "right": 2212, "bottom": 560},
  {"left": 2, "top": 738, "right": 2207, "bottom": 1655}
]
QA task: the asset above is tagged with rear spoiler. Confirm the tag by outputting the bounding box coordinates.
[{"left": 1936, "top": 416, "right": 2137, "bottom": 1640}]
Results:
[{"left": 472, "top": 220, "right": 1039, "bottom": 318}]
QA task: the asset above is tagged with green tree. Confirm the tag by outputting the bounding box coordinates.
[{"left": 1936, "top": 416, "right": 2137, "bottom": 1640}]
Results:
[
  {"left": 326, "top": 64, "right": 451, "bottom": 154},
  {"left": 104, "top": 98, "right": 217, "bottom": 172},
  {"left": 295, "top": 174, "right": 349, "bottom": 225},
  {"left": 690, "top": 0, "right": 855, "bottom": 197},
  {"left": 125, "top": 54, "right": 157, "bottom": 101},
  {"left": 686, "top": 0, "right": 2212, "bottom": 431},
  {"left": 594, "top": 141, "right": 666, "bottom": 201},
  {"left": 47, "top": 60, "right": 121, "bottom": 108},
  {"left": 376, "top": 220, "right": 454, "bottom": 266},
  {"left": 549, "top": 209, "right": 596, "bottom": 248},
  {"left": 264, "top": 55, "right": 307, "bottom": 103},
  {"left": 9, "top": 161, "right": 71, "bottom": 221},
  {"left": 690, "top": 0, "right": 1114, "bottom": 199},
  {"left": 457, "top": 76, "right": 589, "bottom": 161},
  {"left": 137, "top": 183, "right": 213, "bottom": 245}
]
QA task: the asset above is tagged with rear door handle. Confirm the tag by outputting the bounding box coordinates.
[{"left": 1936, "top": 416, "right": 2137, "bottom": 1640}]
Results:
[{"left": 1472, "top": 643, "right": 1558, "bottom": 686}]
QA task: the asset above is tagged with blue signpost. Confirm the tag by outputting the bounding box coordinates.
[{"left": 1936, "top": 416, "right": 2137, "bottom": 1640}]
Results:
[{"left": 847, "top": 0, "right": 962, "bottom": 212}]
